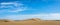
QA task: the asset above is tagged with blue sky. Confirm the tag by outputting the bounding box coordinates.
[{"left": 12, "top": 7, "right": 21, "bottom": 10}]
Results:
[{"left": 0, "top": 0, "right": 60, "bottom": 20}]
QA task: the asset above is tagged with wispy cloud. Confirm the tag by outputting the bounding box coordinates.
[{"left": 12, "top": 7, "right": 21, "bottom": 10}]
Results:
[
  {"left": 8, "top": 8, "right": 26, "bottom": 13},
  {"left": 0, "top": 1, "right": 27, "bottom": 13}
]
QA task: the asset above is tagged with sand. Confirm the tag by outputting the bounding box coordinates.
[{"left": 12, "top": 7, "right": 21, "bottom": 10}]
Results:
[{"left": 0, "top": 18, "right": 60, "bottom": 25}]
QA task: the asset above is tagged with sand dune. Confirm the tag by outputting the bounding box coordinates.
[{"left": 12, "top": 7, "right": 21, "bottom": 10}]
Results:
[{"left": 0, "top": 18, "right": 60, "bottom": 25}]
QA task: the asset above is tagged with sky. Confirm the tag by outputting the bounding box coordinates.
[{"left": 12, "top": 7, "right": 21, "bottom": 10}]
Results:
[{"left": 0, "top": 0, "right": 60, "bottom": 20}]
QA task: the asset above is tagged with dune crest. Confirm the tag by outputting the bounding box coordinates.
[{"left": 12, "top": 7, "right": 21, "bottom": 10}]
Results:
[{"left": 32, "top": 18, "right": 41, "bottom": 21}]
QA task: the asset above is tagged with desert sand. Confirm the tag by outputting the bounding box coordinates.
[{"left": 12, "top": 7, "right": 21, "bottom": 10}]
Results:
[{"left": 0, "top": 18, "right": 60, "bottom": 25}]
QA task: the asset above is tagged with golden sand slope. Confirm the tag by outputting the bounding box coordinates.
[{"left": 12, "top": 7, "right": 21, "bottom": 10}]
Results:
[{"left": 0, "top": 18, "right": 60, "bottom": 25}]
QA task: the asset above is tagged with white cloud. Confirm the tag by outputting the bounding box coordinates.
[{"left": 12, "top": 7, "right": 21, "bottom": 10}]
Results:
[
  {"left": 0, "top": 2, "right": 27, "bottom": 13},
  {"left": 1, "top": 2, "right": 14, "bottom": 5},
  {"left": 8, "top": 8, "right": 26, "bottom": 12},
  {"left": 1, "top": 13, "right": 60, "bottom": 20}
]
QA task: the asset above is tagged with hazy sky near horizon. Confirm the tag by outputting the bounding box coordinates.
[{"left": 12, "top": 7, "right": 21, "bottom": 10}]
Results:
[{"left": 0, "top": 0, "right": 60, "bottom": 20}]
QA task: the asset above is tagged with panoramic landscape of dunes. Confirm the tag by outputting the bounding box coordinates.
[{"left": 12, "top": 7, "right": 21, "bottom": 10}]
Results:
[
  {"left": 0, "top": 18, "right": 60, "bottom": 25},
  {"left": 1, "top": 0, "right": 60, "bottom": 25}
]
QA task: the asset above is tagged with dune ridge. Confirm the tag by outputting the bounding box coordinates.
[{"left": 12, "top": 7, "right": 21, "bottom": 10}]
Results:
[{"left": 0, "top": 18, "right": 60, "bottom": 25}]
